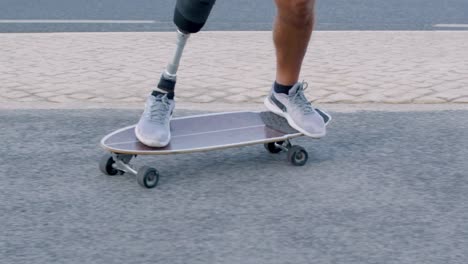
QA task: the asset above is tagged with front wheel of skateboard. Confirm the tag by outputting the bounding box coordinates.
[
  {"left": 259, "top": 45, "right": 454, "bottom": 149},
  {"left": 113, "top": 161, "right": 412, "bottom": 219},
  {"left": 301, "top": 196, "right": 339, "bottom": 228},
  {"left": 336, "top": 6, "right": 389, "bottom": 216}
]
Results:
[
  {"left": 99, "top": 154, "right": 119, "bottom": 176},
  {"left": 264, "top": 141, "right": 284, "bottom": 154},
  {"left": 287, "top": 146, "right": 308, "bottom": 166},
  {"left": 136, "top": 166, "right": 160, "bottom": 189}
]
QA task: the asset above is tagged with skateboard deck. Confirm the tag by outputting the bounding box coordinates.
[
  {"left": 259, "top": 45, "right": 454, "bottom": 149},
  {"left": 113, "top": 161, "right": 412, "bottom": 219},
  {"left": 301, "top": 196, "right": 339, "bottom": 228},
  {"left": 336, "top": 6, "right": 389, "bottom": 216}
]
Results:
[
  {"left": 99, "top": 110, "right": 331, "bottom": 188},
  {"left": 101, "top": 110, "right": 331, "bottom": 155}
]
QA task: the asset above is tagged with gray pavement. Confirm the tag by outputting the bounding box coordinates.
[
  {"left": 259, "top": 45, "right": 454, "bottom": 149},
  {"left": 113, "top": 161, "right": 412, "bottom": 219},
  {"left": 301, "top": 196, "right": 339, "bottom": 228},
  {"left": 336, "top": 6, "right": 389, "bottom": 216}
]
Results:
[
  {"left": 1, "top": 109, "right": 467, "bottom": 263},
  {"left": 1, "top": 0, "right": 468, "bottom": 32}
]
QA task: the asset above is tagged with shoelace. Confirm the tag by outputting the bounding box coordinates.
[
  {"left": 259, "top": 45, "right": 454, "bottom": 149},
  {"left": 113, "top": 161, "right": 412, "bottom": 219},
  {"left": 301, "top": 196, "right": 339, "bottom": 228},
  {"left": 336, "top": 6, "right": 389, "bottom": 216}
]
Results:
[
  {"left": 289, "top": 82, "right": 314, "bottom": 114},
  {"left": 147, "top": 95, "right": 170, "bottom": 123}
]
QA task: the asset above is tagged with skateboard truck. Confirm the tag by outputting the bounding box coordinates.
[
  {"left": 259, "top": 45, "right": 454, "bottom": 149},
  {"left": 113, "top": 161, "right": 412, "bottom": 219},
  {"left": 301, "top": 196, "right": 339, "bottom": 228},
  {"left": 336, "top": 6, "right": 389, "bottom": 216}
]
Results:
[
  {"left": 111, "top": 153, "right": 137, "bottom": 175},
  {"left": 264, "top": 139, "right": 309, "bottom": 167},
  {"left": 99, "top": 153, "right": 160, "bottom": 188}
]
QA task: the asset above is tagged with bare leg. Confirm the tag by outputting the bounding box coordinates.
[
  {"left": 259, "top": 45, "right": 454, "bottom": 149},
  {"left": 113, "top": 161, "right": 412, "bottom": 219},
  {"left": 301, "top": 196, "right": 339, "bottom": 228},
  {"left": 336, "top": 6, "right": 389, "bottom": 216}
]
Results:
[
  {"left": 273, "top": 0, "right": 315, "bottom": 86},
  {"left": 265, "top": 0, "right": 326, "bottom": 138}
]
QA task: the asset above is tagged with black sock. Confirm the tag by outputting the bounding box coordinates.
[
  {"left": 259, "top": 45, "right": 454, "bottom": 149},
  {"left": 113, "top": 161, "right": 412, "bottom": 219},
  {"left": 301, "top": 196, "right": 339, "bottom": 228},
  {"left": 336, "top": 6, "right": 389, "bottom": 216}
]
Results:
[
  {"left": 152, "top": 75, "right": 175, "bottom": 99},
  {"left": 273, "top": 81, "right": 294, "bottom": 94},
  {"left": 151, "top": 90, "right": 174, "bottom": 100}
]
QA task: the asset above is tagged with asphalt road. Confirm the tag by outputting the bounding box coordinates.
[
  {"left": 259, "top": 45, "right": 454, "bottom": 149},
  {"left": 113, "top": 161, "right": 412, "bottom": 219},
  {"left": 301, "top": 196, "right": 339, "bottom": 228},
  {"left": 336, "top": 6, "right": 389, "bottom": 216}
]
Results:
[
  {"left": 1, "top": 109, "right": 467, "bottom": 263},
  {"left": 0, "top": 0, "right": 468, "bottom": 32}
]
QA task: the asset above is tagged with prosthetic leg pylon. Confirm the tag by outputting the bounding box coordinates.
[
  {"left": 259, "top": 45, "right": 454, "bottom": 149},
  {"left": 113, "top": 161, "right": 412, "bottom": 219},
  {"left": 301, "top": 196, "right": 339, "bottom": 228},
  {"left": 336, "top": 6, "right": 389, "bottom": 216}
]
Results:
[{"left": 157, "top": 0, "right": 217, "bottom": 93}]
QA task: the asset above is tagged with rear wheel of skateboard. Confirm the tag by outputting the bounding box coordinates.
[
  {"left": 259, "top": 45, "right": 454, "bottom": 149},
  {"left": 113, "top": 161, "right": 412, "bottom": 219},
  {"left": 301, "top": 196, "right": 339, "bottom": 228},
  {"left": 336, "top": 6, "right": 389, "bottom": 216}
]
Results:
[
  {"left": 264, "top": 141, "right": 284, "bottom": 154},
  {"left": 136, "top": 166, "right": 160, "bottom": 189},
  {"left": 287, "top": 146, "right": 308, "bottom": 166},
  {"left": 99, "top": 154, "right": 119, "bottom": 176}
]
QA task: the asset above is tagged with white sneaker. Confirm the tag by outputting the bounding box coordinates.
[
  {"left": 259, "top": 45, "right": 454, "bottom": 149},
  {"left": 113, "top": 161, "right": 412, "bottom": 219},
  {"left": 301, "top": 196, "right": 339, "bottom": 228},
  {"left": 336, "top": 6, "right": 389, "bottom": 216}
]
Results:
[
  {"left": 135, "top": 94, "right": 175, "bottom": 147},
  {"left": 264, "top": 82, "right": 326, "bottom": 138}
]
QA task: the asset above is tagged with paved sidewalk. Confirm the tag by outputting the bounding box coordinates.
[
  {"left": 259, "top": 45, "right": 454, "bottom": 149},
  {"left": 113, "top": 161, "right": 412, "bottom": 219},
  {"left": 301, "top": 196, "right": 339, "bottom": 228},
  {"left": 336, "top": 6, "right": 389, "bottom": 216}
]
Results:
[{"left": 1, "top": 31, "right": 467, "bottom": 109}]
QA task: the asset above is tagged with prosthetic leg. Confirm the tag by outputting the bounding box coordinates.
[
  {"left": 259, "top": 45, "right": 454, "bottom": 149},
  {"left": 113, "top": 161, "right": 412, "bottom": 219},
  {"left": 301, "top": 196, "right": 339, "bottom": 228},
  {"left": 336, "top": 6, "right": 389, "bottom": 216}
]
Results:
[
  {"left": 157, "top": 0, "right": 216, "bottom": 97},
  {"left": 134, "top": 0, "right": 216, "bottom": 148}
]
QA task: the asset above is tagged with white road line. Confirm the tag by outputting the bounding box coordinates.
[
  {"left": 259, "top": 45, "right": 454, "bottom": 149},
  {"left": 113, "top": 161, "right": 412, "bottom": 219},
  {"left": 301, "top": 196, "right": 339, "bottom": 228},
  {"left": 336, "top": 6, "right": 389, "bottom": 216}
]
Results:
[
  {"left": 433, "top": 24, "right": 468, "bottom": 28},
  {"left": 0, "top": 19, "right": 160, "bottom": 24}
]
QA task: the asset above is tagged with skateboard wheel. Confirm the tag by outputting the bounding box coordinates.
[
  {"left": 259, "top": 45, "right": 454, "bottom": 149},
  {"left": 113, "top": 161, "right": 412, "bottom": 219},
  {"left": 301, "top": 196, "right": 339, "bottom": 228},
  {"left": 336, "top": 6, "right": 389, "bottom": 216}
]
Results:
[
  {"left": 264, "top": 141, "right": 284, "bottom": 154},
  {"left": 287, "top": 146, "right": 308, "bottom": 166},
  {"left": 99, "top": 154, "right": 119, "bottom": 176},
  {"left": 136, "top": 166, "right": 160, "bottom": 189}
]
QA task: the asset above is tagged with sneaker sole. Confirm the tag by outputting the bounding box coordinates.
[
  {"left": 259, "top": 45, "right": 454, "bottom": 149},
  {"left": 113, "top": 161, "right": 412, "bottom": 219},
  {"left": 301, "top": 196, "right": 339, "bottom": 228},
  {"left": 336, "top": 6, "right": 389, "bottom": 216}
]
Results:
[
  {"left": 264, "top": 96, "right": 326, "bottom": 138},
  {"left": 134, "top": 126, "right": 171, "bottom": 147}
]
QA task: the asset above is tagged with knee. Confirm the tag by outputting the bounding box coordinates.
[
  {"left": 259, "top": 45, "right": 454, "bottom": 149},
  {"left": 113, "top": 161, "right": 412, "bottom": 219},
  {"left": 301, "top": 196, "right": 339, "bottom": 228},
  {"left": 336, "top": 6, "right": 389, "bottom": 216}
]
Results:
[{"left": 276, "top": 0, "right": 315, "bottom": 27}]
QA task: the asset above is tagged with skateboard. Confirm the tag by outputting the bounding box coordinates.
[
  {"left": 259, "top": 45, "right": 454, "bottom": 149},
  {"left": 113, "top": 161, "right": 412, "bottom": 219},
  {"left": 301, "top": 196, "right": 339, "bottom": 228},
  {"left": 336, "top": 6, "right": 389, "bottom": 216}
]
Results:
[{"left": 99, "top": 110, "right": 331, "bottom": 188}]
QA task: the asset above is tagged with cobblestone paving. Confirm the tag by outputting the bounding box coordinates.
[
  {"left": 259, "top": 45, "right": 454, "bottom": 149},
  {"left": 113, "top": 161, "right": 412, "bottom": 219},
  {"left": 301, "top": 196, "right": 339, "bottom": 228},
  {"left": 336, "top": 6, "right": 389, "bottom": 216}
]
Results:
[{"left": 1, "top": 31, "right": 467, "bottom": 108}]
